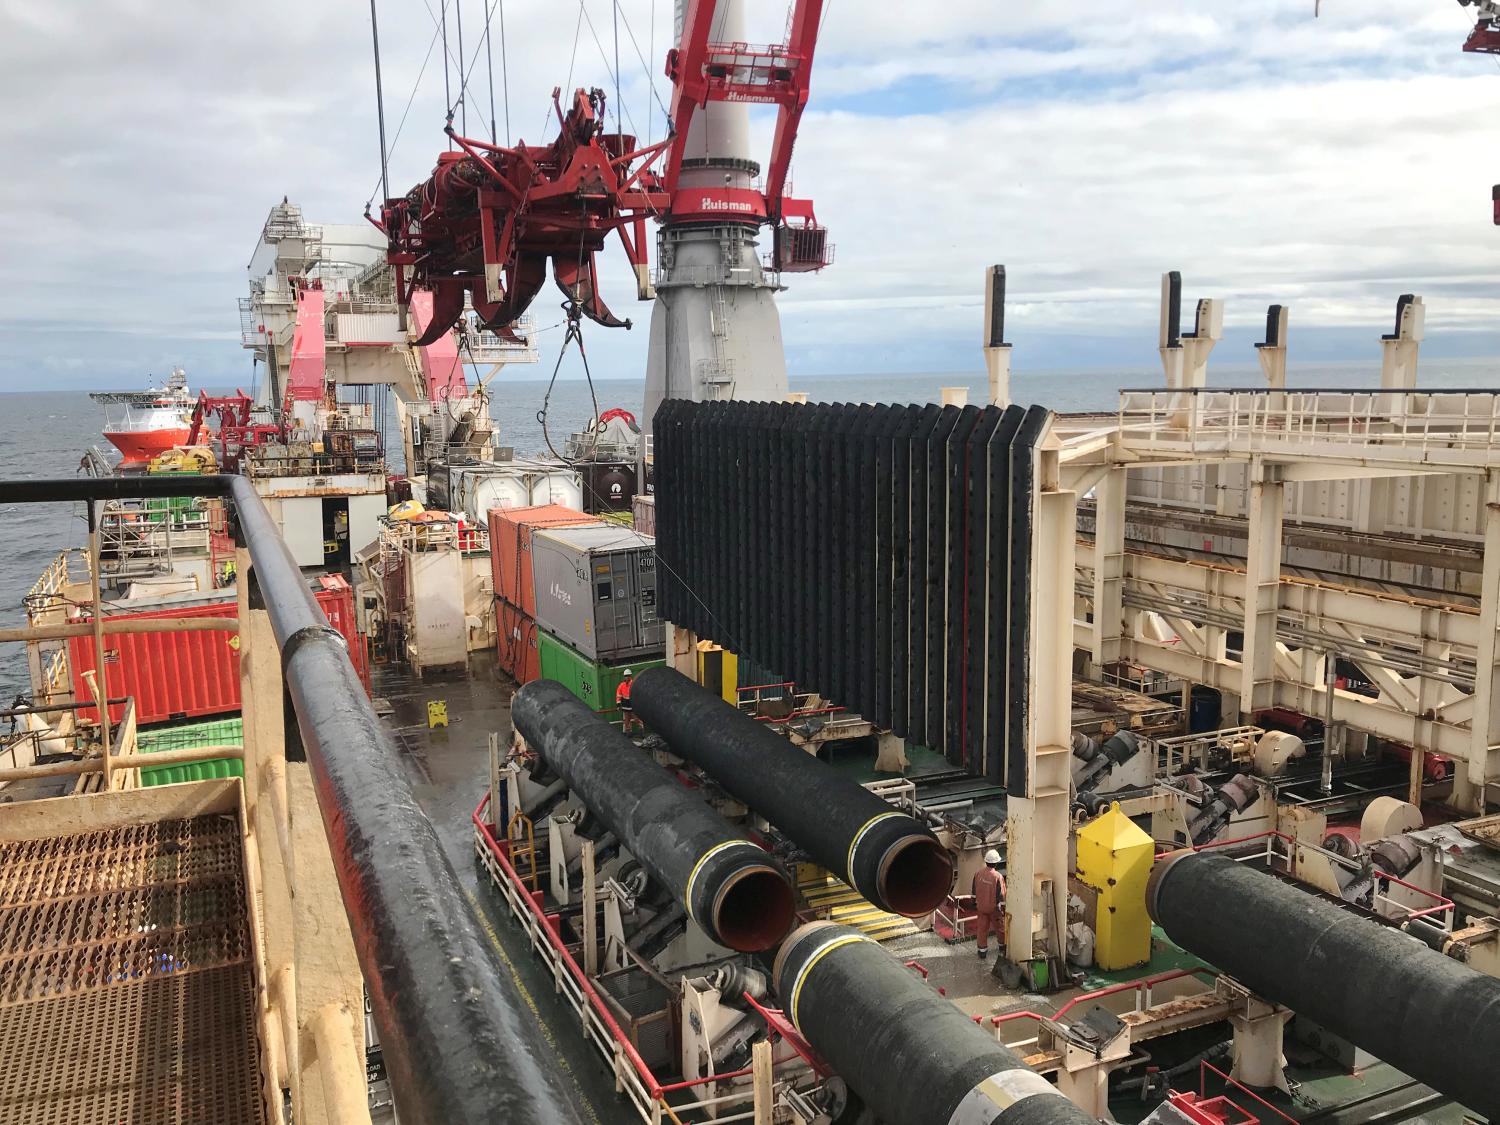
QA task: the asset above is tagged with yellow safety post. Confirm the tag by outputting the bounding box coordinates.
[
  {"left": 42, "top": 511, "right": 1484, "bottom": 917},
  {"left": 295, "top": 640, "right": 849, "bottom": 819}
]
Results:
[
  {"left": 1076, "top": 801, "right": 1153, "bottom": 970},
  {"left": 695, "top": 641, "right": 740, "bottom": 704}
]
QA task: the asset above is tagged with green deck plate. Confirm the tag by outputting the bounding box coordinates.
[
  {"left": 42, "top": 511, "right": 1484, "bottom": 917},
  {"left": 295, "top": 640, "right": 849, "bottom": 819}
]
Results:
[
  {"left": 822, "top": 740, "right": 953, "bottom": 785},
  {"left": 136, "top": 717, "right": 244, "bottom": 788},
  {"left": 1080, "top": 927, "right": 1213, "bottom": 990}
]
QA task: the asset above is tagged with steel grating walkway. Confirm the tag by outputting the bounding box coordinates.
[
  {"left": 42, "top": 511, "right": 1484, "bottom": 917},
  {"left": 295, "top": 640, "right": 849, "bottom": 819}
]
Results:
[{"left": 0, "top": 815, "right": 270, "bottom": 1124}]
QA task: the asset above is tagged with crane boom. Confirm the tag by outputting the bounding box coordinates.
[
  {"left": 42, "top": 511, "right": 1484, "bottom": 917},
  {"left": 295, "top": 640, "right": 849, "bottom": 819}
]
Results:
[{"left": 664, "top": 0, "right": 830, "bottom": 269}]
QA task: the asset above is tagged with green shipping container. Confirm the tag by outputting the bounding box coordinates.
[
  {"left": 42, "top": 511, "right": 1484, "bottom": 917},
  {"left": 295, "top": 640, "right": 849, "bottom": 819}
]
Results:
[
  {"left": 136, "top": 717, "right": 245, "bottom": 787},
  {"left": 536, "top": 631, "right": 663, "bottom": 726}
]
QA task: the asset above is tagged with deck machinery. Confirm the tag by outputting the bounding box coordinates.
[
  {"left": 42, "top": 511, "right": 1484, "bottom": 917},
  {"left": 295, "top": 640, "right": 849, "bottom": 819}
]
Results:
[{"left": 507, "top": 269, "right": 1500, "bottom": 1124}]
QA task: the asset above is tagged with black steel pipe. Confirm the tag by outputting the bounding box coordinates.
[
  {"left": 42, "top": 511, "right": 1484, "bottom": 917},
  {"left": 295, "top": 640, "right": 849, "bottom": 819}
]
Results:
[
  {"left": 632, "top": 668, "right": 954, "bottom": 916},
  {"left": 229, "top": 478, "right": 591, "bottom": 1125},
  {"left": 1148, "top": 850, "right": 1500, "bottom": 1117},
  {"left": 773, "top": 923, "right": 1095, "bottom": 1125},
  {"left": 512, "top": 678, "right": 795, "bottom": 951},
  {"left": 0, "top": 478, "right": 590, "bottom": 1125}
]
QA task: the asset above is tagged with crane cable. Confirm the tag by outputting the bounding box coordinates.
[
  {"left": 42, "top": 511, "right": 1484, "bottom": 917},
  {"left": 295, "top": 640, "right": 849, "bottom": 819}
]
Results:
[
  {"left": 498, "top": 0, "right": 512, "bottom": 143},
  {"left": 363, "top": 11, "right": 445, "bottom": 207},
  {"left": 440, "top": 0, "right": 451, "bottom": 146},
  {"left": 541, "top": 207, "right": 607, "bottom": 466},
  {"left": 369, "top": 0, "right": 390, "bottom": 203},
  {"left": 483, "top": 0, "right": 498, "bottom": 144},
  {"left": 536, "top": 300, "right": 603, "bottom": 468},
  {"left": 613, "top": 0, "right": 623, "bottom": 139},
  {"left": 456, "top": 0, "right": 467, "bottom": 134}
]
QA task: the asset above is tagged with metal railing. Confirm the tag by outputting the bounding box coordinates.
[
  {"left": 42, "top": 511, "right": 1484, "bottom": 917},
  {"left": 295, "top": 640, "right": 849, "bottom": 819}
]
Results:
[
  {"left": 652, "top": 263, "right": 757, "bottom": 289},
  {"left": 243, "top": 452, "right": 386, "bottom": 479},
  {"left": 991, "top": 966, "right": 1219, "bottom": 1032},
  {"left": 461, "top": 313, "right": 540, "bottom": 365},
  {"left": 25, "top": 552, "right": 81, "bottom": 624},
  {"left": 1153, "top": 726, "right": 1264, "bottom": 775},
  {"left": 933, "top": 893, "right": 977, "bottom": 942},
  {"left": 1118, "top": 388, "right": 1500, "bottom": 460},
  {"left": 378, "top": 517, "right": 488, "bottom": 556},
  {"left": 238, "top": 297, "right": 262, "bottom": 347},
  {"left": 1193, "top": 1060, "right": 1299, "bottom": 1124},
  {"left": 864, "top": 776, "right": 919, "bottom": 815},
  {"left": 98, "top": 504, "right": 215, "bottom": 581}
]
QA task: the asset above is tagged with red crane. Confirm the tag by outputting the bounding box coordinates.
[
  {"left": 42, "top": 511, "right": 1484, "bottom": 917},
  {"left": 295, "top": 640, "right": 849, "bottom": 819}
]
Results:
[
  {"left": 661, "top": 0, "right": 830, "bottom": 271},
  {"left": 185, "top": 392, "right": 285, "bottom": 471},
  {"left": 374, "top": 0, "right": 830, "bottom": 346}
]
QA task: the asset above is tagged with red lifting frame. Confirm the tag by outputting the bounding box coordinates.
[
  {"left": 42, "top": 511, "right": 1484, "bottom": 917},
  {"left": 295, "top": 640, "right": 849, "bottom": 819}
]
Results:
[{"left": 377, "top": 88, "right": 673, "bottom": 345}]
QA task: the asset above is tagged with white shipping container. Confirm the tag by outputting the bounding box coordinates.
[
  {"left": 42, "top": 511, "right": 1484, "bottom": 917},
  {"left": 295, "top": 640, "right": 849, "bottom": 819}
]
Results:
[
  {"left": 406, "top": 549, "right": 468, "bottom": 673},
  {"left": 335, "top": 312, "right": 403, "bottom": 344}
]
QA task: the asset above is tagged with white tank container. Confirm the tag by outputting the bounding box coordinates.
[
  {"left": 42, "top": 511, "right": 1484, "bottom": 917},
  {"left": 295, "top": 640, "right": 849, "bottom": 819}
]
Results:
[{"left": 450, "top": 460, "right": 584, "bottom": 523}]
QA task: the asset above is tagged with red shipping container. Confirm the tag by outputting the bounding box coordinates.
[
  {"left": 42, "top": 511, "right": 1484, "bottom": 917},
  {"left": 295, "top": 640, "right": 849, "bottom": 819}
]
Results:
[
  {"left": 68, "top": 577, "right": 370, "bottom": 726},
  {"left": 495, "top": 600, "right": 540, "bottom": 686},
  {"left": 488, "top": 504, "right": 600, "bottom": 619}
]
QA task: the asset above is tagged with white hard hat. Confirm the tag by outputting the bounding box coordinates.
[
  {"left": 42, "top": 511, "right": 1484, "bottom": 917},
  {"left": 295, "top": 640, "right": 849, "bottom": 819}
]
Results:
[
  {"left": 983, "top": 849, "right": 1001, "bottom": 865},
  {"left": 623, "top": 669, "right": 633, "bottom": 676}
]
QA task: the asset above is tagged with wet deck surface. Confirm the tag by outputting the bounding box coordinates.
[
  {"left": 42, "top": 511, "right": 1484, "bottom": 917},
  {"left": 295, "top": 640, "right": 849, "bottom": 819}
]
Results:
[{"left": 374, "top": 651, "right": 635, "bottom": 1125}]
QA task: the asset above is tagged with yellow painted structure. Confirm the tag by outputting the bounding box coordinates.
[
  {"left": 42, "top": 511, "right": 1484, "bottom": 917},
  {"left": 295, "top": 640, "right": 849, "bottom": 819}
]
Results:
[
  {"left": 426, "top": 700, "right": 449, "bottom": 729},
  {"left": 695, "top": 641, "right": 740, "bottom": 705},
  {"left": 1076, "top": 802, "right": 1153, "bottom": 970}
]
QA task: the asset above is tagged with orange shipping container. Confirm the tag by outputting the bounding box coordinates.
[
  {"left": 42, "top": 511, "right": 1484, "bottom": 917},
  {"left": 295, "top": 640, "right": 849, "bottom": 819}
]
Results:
[
  {"left": 488, "top": 503, "right": 600, "bottom": 618},
  {"left": 496, "top": 601, "right": 541, "bottom": 686},
  {"left": 68, "top": 577, "right": 370, "bottom": 726}
]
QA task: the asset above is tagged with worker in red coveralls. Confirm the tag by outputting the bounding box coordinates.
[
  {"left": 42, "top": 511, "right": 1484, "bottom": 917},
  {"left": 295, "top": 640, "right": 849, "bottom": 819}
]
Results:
[
  {"left": 973, "top": 848, "right": 1006, "bottom": 960},
  {"left": 616, "top": 670, "right": 640, "bottom": 734}
]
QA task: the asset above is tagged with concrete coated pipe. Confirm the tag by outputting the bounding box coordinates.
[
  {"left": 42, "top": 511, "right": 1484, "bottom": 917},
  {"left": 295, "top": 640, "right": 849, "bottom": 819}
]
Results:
[
  {"left": 632, "top": 668, "right": 954, "bottom": 916},
  {"left": 512, "top": 679, "right": 795, "bottom": 952},
  {"left": 773, "top": 923, "right": 1097, "bottom": 1125},
  {"left": 1148, "top": 850, "right": 1500, "bottom": 1116}
]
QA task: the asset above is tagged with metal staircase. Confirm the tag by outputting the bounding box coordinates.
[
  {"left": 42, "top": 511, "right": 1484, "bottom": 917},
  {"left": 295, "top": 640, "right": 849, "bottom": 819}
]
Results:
[{"left": 796, "top": 865, "right": 920, "bottom": 942}]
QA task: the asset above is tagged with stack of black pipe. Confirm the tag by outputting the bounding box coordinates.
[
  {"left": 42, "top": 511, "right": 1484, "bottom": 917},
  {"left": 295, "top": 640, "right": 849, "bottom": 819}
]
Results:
[
  {"left": 651, "top": 398, "right": 1050, "bottom": 789},
  {"left": 512, "top": 679, "right": 795, "bottom": 952}
]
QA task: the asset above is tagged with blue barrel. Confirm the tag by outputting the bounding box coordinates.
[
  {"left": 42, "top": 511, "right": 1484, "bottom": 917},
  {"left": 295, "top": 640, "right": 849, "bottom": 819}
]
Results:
[{"left": 1189, "top": 686, "right": 1221, "bottom": 733}]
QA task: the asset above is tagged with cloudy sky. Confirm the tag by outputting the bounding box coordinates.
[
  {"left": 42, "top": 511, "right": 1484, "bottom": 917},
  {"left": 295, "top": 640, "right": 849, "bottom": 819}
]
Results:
[{"left": 1, "top": 0, "right": 1497, "bottom": 391}]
